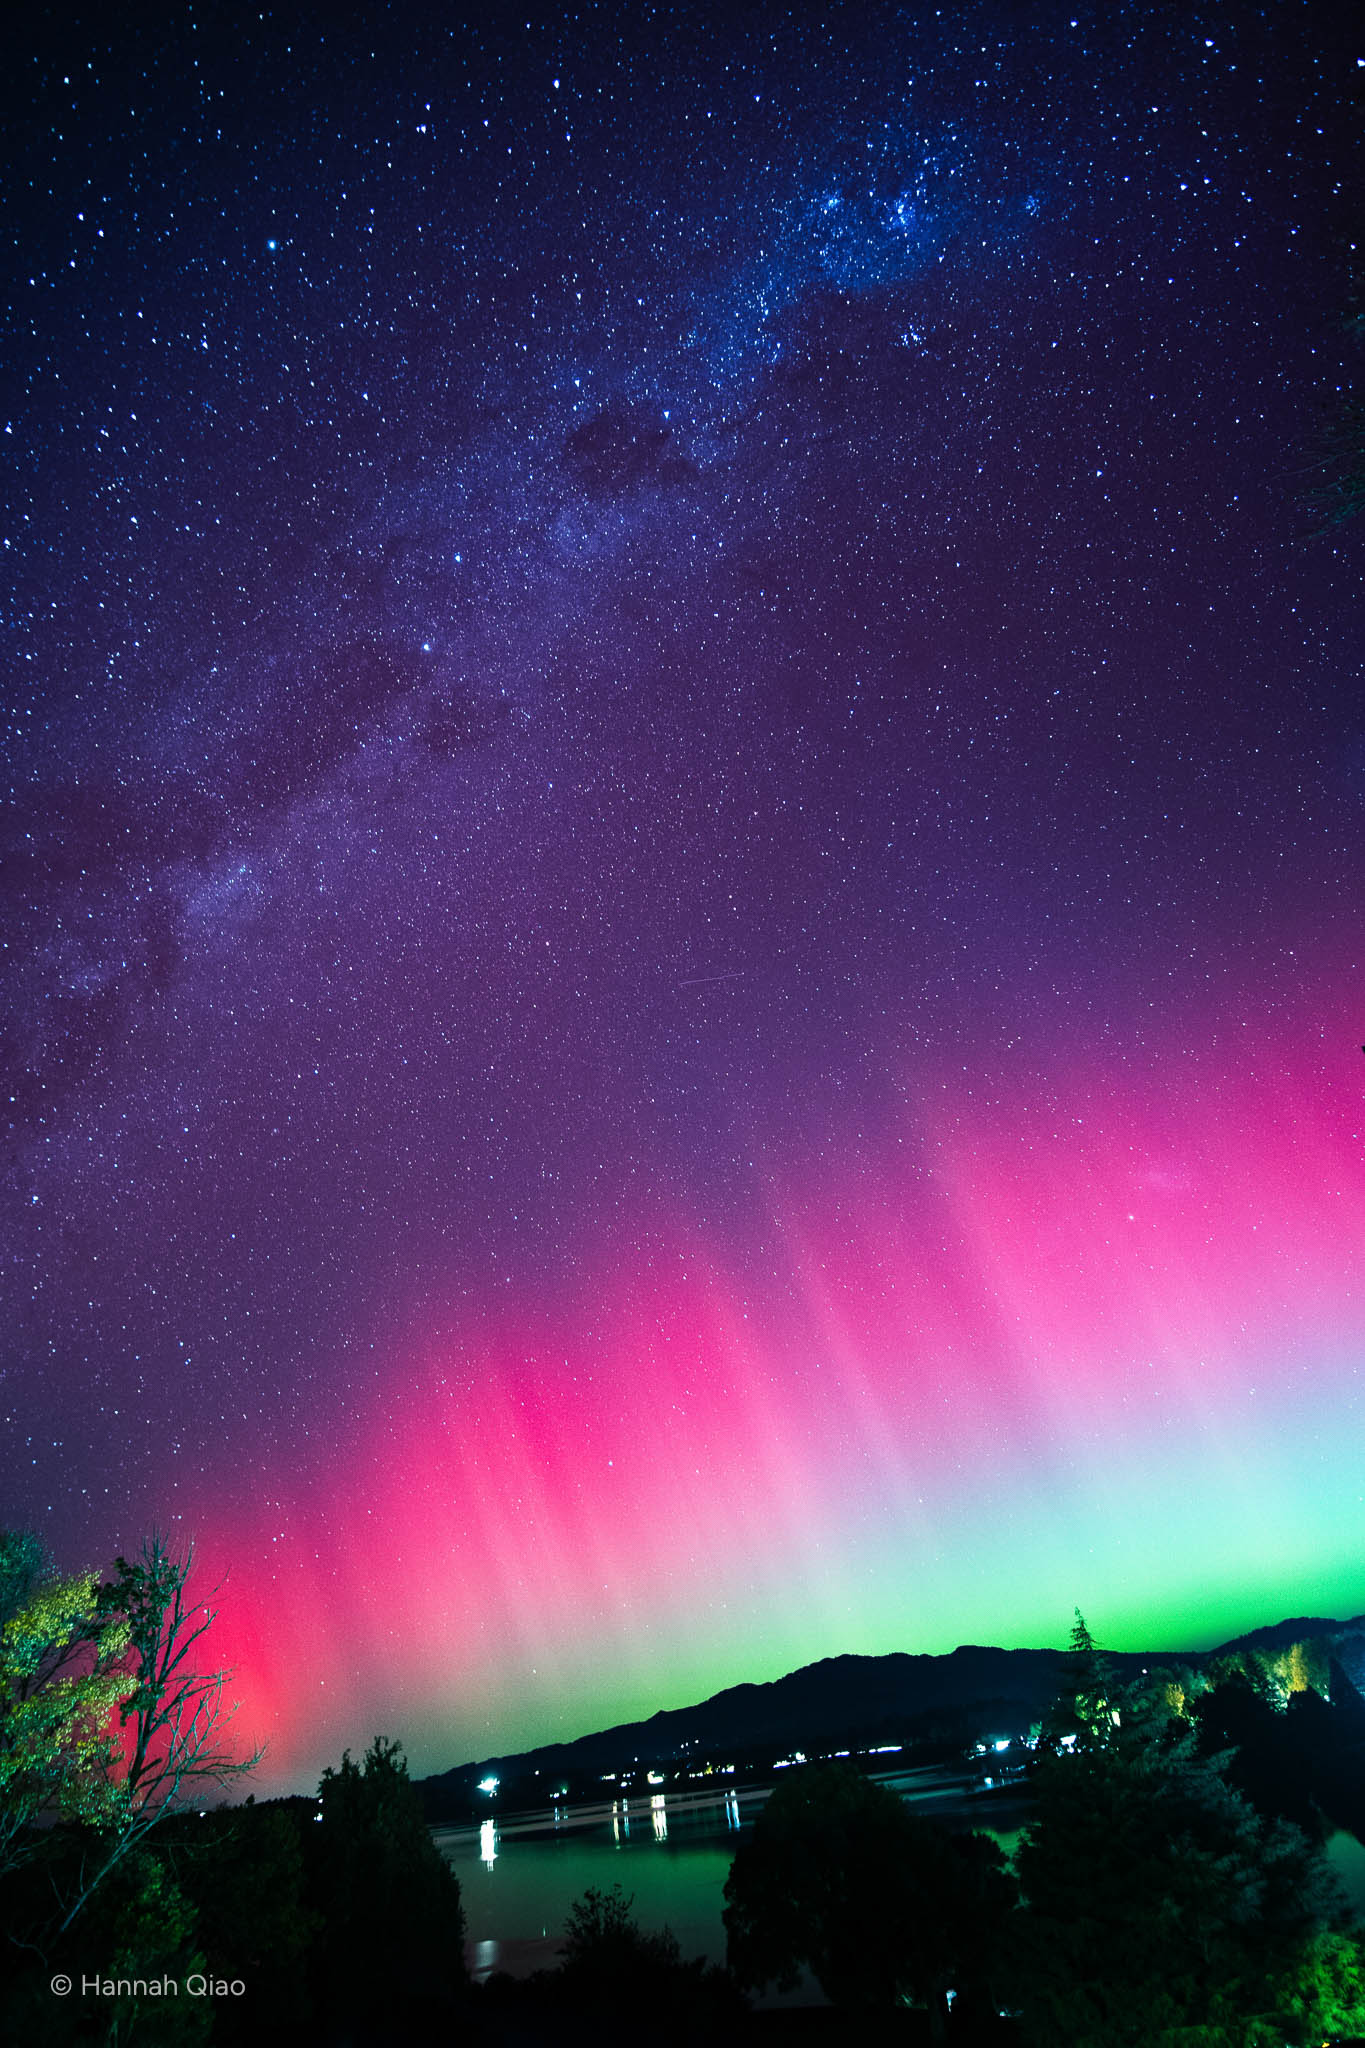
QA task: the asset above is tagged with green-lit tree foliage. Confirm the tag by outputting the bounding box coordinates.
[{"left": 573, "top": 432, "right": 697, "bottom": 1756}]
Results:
[
  {"left": 0, "top": 1531, "right": 134, "bottom": 1881},
  {"left": 1194, "top": 1661, "right": 1365, "bottom": 1848},
  {"left": 1010, "top": 1634, "right": 1365, "bottom": 2047},
  {"left": 1, "top": 1847, "right": 211, "bottom": 2048},
  {"left": 53, "top": 1532, "right": 260, "bottom": 1934},
  {"left": 1194, "top": 1671, "right": 1323, "bottom": 1836},
  {"left": 77, "top": 1850, "right": 211, "bottom": 2048},
  {"left": 1205, "top": 1637, "right": 1332, "bottom": 1707}
]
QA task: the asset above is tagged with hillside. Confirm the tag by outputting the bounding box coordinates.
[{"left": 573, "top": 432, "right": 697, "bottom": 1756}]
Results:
[{"left": 418, "top": 1609, "right": 1365, "bottom": 1815}]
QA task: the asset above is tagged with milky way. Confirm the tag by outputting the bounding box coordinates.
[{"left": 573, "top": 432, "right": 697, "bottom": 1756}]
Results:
[{"left": 3, "top": 2, "right": 1362, "bottom": 1789}]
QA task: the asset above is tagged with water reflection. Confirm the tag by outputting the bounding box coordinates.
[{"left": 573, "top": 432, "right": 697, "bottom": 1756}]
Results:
[
  {"left": 443, "top": 1768, "right": 1032, "bottom": 1992},
  {"left": 443, "top": 1767, "right": 1022, "bottom": 1865}
]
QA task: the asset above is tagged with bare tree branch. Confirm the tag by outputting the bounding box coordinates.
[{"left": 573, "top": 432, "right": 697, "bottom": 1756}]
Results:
[{"left": 50, "top": 1531, "right": 263, "bottom": 1935}]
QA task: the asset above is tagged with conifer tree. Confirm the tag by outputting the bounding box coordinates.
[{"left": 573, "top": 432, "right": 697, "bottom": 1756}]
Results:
[{"left": 1011, "top": 1623, "right": 1365, "bottom": 2047}]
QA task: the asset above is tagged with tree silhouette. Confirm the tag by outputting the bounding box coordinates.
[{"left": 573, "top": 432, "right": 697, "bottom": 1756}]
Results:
[
  {"left": 1043, "top": 1608, "right": 1121, "bottom": 1750},
  {"left": 0, "top": 1531, "right": 134, "bottom": 1882},
  {"left": 166, "top": 1801, "right": 318, "bottom": 2043},
  {"left": 480, "top": 1882, "right": 744, "bottom": 2044},
  {"left": 306, "top": 1736, "right": 467, "bottom": 2038},
  {"left": 1011, "top": 1630, "right": 1365, "bottom": 2046},
  {"left": 54, "top": 1532, "right": 259, "bottom": 1934},
  {"left": 724, "top": 1760, "right": 1015, "bottom": 2033}
]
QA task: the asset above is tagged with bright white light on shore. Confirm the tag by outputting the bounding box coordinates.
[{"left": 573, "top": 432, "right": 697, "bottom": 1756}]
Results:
[{"left": 477, "top": 1775, "right": 499, "bottom": 1794}]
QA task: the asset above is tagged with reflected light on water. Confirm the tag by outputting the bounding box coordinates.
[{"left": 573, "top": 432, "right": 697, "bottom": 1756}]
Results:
[{"left": 444, "top": 1769, "right": 1036, "bottom": 1998}]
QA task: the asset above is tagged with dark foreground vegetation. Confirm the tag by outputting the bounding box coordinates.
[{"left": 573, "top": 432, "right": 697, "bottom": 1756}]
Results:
[{"left": 6, "top": 1525, "right": 1365, "bottom": 2045}]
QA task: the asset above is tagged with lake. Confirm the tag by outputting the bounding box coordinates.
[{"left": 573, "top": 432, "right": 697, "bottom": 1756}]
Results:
[
  {"left": 437, "top": 1767, "right": 1365, "bottom": 1992},
  {"left": 437, "top": 1767, "right": 1031, "bottom": 1987}
]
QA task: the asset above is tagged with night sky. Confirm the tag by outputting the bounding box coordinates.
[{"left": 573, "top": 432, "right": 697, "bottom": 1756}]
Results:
[{"left": 4, "top": 1, "right": 1362, "bottom": 1792}]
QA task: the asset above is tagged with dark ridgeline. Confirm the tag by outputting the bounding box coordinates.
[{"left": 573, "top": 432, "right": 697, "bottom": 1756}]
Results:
[
  {"left": 8, "top": 1596, "right": 1365, "bottom": 2045},
  {"left": 418, "top": 1613, "right": 1365, "bottom": 1820}
]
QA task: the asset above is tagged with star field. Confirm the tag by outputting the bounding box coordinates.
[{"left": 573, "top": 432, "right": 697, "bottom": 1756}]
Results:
[{"left": 2, "top": 1, "right": 1362, "bottom": 1789}]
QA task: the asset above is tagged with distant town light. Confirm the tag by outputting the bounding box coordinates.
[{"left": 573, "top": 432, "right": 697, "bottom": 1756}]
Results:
[
  {"left": 993, "top": 1739, "right": 1011, "bottom": 1752},
  {"left": 477, "top": 1775, "right": 499, "bottom": 1794}
]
